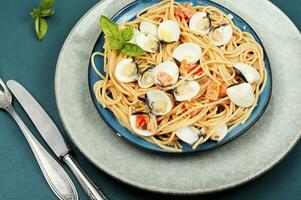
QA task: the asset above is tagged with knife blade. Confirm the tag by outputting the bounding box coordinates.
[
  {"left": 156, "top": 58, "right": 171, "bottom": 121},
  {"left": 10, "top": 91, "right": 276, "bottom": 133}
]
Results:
[
  {"left": 7, "top": 80, "right": 107, "bottom": 200},
  {"left": 7, "top": 80, "right": 70, "bottom": 158}
]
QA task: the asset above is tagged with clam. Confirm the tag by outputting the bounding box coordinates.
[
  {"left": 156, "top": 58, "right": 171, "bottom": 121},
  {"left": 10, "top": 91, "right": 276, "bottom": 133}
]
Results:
[
  {"left": 175, "top": 126, "right": 200, "bottom": 145},
  {"left": 158, "top": 20, "right": 180, "bottom": 43},
  {"left": 233, "top": 63, "right": 260, "bottom": 84},
  {"left": 129, "top": 112, "right": 157, "bottom": 136},
  {"left": 153, "top": 61, "right": 179, "bottom": 87},
  {"left": 129, "top": 28, "right": 140, "bottom": 44},
  {"left": 140, "top": 21, "right": 158, "bottom": 37},
  {"left": 189, "top": 12, "right": 211, "bottom": 35},
  {"left": 173, "top": 81, "right": 201, "bottom": 101},
  {"left": 227, "top": 83, "right": 255, "bottom": 107},
  {"left": 172, "top": 42, "right": 202, "bottom": 64},
  {"left": 115, "top": 58, "right": 138, "bottom": 83},
  {"left": 138, "top": 69, "right": 155, "bottom": 89},
  {"left": 210, "top": 124, "right": 228, "bottom": 141},
  {"left": 210, "top": 24, "right": 233, "bottom": 46},
  {"left": 136, "top": 34, "right": 160, "bottom": 53},
  {"left": 146, "top": 90, "right": 173, "bottom": 116}
]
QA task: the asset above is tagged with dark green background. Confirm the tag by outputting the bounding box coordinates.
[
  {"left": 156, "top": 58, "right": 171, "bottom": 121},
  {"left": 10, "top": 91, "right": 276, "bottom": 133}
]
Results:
[{"left": 0, "top": 0, "right": 300, "bottom": 199}]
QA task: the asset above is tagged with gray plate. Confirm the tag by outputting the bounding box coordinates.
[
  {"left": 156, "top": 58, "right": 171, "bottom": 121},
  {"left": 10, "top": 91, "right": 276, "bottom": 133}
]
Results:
[{"left": 55, "top": 0, "right": 301, "bottom": 194}]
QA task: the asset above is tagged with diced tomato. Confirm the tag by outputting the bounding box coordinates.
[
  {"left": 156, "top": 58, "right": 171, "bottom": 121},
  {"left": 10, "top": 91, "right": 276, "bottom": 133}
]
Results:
[
  {"left": 205, "top": 83, "right": 220, "bottom": 101},
  {"left": 136, "top": 115, "right": 149, "bottom": 130},
  {"left": 189, "top": 65, "right": 203, "bottom": 75},
  {"left": 219, "top": 84, "right": 228, "bottom": 98},
  {"left": 182, "top": 3, "right": 194, "bottom": 19},
  {"left": 174, "top": 7, "right": 185, "bottom": 18},
  {"left": 180, "top": 61, "right": 203, "bottom": 76},
  {"left": 174, "top": 3, "right": 194, "bottom": 20},
  {"left": 194, "top": 67, "right": 203, "bottom": 75}
]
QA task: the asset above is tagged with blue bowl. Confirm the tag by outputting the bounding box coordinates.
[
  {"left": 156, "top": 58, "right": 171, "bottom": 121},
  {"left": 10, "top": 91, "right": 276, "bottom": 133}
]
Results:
[{"left": 88, "top": 0, "right": 272, "bottom": 153}]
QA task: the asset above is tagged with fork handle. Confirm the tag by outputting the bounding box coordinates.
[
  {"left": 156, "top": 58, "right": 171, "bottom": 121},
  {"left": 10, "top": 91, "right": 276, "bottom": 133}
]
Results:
[
  {"left": 4, "top": 105, "right": 78, "bottom": 200},
  {"left": 62, "top": 154, "right": 108, "bottom": 200}
]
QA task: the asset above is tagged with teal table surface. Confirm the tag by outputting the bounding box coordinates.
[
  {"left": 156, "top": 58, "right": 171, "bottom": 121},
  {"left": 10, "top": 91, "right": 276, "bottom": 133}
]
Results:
[{"left": 0, "top": 0, "right": 300, "bottom": 199}]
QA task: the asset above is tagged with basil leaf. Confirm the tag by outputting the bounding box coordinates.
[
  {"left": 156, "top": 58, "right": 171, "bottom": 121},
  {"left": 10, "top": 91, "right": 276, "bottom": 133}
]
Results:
[
  {"left": 39, "top": 9, "right": 55, "bottom": 17},
  {"left": 109, "top": 39, "right": 123, "bottom": 50},
  {"left": 30, "top": 0, "right": 55, "bottom": 41},
  {"left": 35, "top": 17, "right": 48, "bottom": 40},
  {"left": 121, "top": 43, "right": 145, "bottom": 57},
  {"left": 40, "top": 0, "right": 55, "bottom": 10},
  {"left": 99, "top": 15, "right": 120, "bottom": 40},
  {"left": 29, "top": 8, "right": 41, "bottom": 19},
  {"left": 121, "top": 25, "right": 134, "bottom": 42}
]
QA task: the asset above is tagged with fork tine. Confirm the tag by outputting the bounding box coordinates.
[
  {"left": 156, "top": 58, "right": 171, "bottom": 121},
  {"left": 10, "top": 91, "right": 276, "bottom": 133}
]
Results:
[{"left": 0, "top": 78, "right": 9, "bottom": 93}]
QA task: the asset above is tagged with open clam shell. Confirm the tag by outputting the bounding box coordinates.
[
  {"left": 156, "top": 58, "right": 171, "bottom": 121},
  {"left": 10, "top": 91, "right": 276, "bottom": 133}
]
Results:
[
  {"left": 130, "top": 112, "right": 157, "bottom": 136},
  {"left": 210, "top": 24, "right": 233, "bottom": 46},
  {"left": 146, "top": 90, "right": 173, "bottom": 116},
  {"left": 138, "top": 68, "right": 155, "bottom": 89},
  {"left": 189, "top": 12, "right": 211, "bottom": 35},
  {"left": 153, "top": 61, "right": 179, "bottom": 87},
  {"left": 173, "top": 81, "right": 201, "bottom": 102}
]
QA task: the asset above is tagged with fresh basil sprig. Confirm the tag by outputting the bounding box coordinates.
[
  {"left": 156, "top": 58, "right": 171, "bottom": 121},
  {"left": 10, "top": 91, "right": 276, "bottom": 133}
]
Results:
[
  {"left": 100, "top": 16, "right": 145, "bottom": 57},
  {"left": 29, "top": 0, "right": 56, "bottom": 41}
]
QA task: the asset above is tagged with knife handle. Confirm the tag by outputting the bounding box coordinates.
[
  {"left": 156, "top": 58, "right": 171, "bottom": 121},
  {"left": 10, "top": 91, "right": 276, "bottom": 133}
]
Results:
[
  {"left": 62, "top": 154, "right": 108, "bottom": 200},
  {"left": 4, "top": 105, "right": 78, "bottom": 200}
]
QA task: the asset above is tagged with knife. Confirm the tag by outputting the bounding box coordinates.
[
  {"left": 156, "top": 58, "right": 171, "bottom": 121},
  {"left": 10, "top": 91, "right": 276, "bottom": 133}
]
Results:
[{"left": 7, "top": 80, "right": 107, "bottom": 200}]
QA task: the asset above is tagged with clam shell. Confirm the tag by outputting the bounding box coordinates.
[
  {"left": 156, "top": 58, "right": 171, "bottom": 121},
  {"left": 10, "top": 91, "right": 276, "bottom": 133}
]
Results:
[
  {"left": 175, "top": 126, "right": 200, "bottom": 145},
  {"left": 173, "top": 81, "right": 201, "bottom": 102},
  {"left": 136, "top": 34, "right": 159, "bottom": 53},
  {"left": 115, "top": 59, "right": 138, "bottom": 83},
  {"left": 146, "top": 90, "right": 173, "bottom": 116},
  {"left": 158, "top": 20, "right": 180, "bottom": 43},
  {"left": 140, "top": 21, "right": 158, "bottom": 37},
  {"left": 210, "top": 24, "right": 233, "bottom": 46},
  {"left": 172, "top": 42, "right": 202, "bottom": 64},
  {"left": 138, "top": 69, "right": 155, "bottom": 89},
  {"left": 129, "top": 112, "right": 157, "bottom": 136},
  {"left": 233, "top": 63, "right": 260, "bottom": 84},
  {"left": 153, "top": 61, "right": 179, "bottom": 87},
  {"left": 210, "top": 124, "right": 228, "bottom": 142},
  {"left": 189, "top": 12, "right": 211, "bottom": 35},
  {"left": 227, "top": 83, "right": 255, "bottom": 107}
]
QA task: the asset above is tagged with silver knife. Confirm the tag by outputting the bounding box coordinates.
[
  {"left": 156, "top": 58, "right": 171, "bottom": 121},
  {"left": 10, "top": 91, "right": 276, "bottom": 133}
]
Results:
[{"left": 7, "top": 80, "right": 108, "bottom": 200}]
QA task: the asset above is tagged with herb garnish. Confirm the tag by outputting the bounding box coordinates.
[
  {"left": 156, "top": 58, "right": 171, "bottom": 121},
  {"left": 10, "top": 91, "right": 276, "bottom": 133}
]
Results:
[
  {"left": 100, "top": 15, "right": 145, "bottom": 57},
  {"left": 29, "top": 0, "right": 56, "bottom": 40}
]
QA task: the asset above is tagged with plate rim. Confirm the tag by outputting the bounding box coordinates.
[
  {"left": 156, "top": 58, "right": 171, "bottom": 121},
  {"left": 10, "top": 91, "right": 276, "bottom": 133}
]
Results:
[
  {"left": 55, "top": 0, "right": 301, "bottom": 194},
  {"left": 88, "top": 0, "right": 273, "bottom": 154}
]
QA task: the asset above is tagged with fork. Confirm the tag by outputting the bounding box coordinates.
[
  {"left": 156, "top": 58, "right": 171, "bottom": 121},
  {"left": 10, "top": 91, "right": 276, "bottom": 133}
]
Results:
[{"left": 0, "top": 79, "right": 78, "bottom": 200}]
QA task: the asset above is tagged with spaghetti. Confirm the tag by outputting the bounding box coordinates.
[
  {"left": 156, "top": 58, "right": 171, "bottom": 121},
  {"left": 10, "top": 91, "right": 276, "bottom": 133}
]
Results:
[{"left": 91, "top": 0, "right": 267, "bottom": 152}]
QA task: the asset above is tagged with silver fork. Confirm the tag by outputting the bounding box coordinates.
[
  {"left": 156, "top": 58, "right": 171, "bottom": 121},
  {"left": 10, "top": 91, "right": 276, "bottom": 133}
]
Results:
[{"left": 0, "top": 79, "right": 78, "bottom": 200}]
